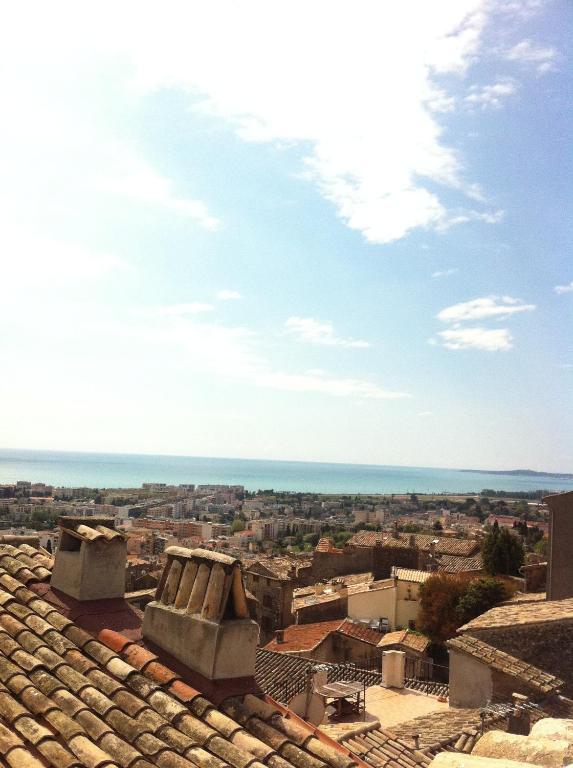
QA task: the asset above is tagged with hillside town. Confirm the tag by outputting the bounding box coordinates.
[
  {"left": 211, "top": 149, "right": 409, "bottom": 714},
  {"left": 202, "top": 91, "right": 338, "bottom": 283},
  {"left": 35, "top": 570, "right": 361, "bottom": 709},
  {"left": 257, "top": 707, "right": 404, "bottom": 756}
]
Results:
[{"left": 0, "top": 478, "right": 568, "bottom": 768}]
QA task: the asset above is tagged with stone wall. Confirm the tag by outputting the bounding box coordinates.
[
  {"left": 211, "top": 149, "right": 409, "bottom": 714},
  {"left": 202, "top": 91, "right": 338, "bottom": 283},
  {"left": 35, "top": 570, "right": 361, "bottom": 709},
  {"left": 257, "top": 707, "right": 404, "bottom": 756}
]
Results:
[
  {"left": 523, "top": 562, "right": 547, "bottom": 593},
  {"left": 467, "top": 618, "right": 573, "bottom": 696},
  {"left": 245, "top": 572, "right": 294, "bottom": 644},
  {"left": 296, "top": 596, "right": 347, "bottom": 624},
  {"left": 303, "top": 543, "right": 420, "bottom": 583},
  {"left": 490, "top": 669, "right": 542, "bottom": 703},
  {"left": 306, "top": 633, "right": 382, "bottom": 664}
]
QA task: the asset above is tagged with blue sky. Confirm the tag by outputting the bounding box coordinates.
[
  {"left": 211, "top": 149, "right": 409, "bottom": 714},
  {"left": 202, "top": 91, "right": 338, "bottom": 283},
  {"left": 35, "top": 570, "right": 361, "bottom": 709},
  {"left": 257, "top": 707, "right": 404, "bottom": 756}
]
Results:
[{"left": 0, "top": 1, "right": 571, "bottom": 471}]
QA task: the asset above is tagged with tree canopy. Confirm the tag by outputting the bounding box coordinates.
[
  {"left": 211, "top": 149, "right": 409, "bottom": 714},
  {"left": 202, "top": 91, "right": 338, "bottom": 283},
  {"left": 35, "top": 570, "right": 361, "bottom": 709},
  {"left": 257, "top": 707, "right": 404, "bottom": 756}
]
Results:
[
  {"left": 419, "top": 573, "right": 509, "bottom": 644},
  {"left": 230, "top": 517, "right": 246, "bottom": 533},
  {"left": 482, "top": 525, "right": 524, "bottom": 576},
  {"left": 456, "top": 578, "right": 509, "bottom": 626}
]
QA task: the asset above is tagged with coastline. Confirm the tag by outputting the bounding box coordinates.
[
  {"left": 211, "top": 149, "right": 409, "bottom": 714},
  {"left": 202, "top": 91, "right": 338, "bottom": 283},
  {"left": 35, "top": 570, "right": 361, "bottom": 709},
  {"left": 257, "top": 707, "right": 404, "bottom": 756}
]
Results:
[{"left": 1, "top": 448, "right": 572, "bottom": 495}]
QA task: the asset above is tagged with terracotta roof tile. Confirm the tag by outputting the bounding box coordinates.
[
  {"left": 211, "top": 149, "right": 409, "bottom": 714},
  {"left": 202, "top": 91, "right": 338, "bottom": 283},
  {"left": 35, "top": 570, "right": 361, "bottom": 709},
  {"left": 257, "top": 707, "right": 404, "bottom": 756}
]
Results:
[
  {"left": 348, "top": 533, "right": 479, "bottom": 557},
  {"left": 336, "top": 621, "right": 384, "bottom": 646},
  {"left": 378, "top": 630, "right": 430, "bottom": 654},
  {"left": 458, "top": 596, "right": 573, "bottom": 631},
  {"left": 263, "top": 620, "right": 344, "bottom": 653},
  {"left": 448, "top": 635, "right": 563, "bottom": 694},
  {"left": 0, "top": 542, "right": 367, "bottom": 768}
]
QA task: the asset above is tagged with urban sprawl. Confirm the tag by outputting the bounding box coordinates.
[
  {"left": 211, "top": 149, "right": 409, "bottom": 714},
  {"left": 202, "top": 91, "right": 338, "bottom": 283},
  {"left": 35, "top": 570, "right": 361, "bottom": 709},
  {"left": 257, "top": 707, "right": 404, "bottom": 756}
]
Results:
[{"left": 0, "top": 477, "right": 572, "bottom": 768}]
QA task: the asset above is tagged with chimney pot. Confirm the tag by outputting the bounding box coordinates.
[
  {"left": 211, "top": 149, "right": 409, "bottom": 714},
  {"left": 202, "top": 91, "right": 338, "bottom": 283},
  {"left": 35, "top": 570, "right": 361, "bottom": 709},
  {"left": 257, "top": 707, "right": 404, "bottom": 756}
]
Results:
[
  {"left": 50, "top": 517, "right": 126, "bottom": 601},
  {"left": 275, "top": 629, "right": 285, "bottom": 644},
  {"left": 143, "top": 546, "right": 259, "bottom": 680}
]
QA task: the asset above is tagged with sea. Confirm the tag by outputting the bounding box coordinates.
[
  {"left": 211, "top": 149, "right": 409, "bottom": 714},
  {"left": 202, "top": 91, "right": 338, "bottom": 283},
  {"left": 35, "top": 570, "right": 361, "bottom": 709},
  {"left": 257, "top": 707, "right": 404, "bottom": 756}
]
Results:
[{"left": 0, "top": 449, "right": 571, "bottom": 495}]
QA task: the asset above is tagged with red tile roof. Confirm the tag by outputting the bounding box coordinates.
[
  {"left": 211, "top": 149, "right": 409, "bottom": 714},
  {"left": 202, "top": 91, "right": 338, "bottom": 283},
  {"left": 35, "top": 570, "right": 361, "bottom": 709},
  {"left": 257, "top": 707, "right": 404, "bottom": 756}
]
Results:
[
  {"left": 348, "top": 532, "right": 479, "bottom": 557},
  {"left": 264, "top": 620, "right": 345, "bottom": 653},
  {"left": 264, "top": 619, "right": 384, "bottom": 653},
  {"left": 379, "top": 630, "right": 430, "bottom": 654},
  {"left": 336, "top": 620, "right": 384, "bottom": 646}
]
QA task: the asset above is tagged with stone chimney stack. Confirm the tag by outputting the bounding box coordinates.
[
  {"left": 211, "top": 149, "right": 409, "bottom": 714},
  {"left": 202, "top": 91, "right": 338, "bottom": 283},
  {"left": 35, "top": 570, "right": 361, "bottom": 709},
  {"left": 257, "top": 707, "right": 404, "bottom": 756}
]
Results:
[
  {"left": 143, "top": 546, "right": 259, "bottom": 680},
  {"left": 544, "top": 491, "right": 573, "bottom": 600},
  {"left": 50, "top": 517, "right": 127, "bottom": 601}
]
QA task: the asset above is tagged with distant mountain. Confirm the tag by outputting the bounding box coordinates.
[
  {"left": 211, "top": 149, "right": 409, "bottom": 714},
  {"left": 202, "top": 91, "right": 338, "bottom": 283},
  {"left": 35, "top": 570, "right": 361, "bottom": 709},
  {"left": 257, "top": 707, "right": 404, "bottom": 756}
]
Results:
[{"left": 461, "top": 468, "right": 573, "bottom": 479}]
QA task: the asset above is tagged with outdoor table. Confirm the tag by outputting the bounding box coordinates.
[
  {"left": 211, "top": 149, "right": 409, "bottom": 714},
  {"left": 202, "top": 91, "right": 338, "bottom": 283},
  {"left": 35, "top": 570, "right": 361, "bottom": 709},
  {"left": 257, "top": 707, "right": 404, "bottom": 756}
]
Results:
[{"left": 315, "top": 680, "right": 365, "bottom": 718}]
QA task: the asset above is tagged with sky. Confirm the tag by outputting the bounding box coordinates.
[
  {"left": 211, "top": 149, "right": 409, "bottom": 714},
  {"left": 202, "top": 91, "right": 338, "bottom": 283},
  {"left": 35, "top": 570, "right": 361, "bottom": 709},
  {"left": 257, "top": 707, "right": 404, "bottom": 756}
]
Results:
[{"left": 0, "top": 1, "right": 571, "bottom": 472}]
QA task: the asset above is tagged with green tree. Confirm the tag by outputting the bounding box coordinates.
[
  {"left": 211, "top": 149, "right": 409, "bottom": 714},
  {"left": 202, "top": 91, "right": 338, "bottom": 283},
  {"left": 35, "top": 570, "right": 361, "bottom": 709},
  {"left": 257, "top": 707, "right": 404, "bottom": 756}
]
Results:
[
  {"left": 418, "top": 574, "right": 468, "bottom": 643},
  {"left": 534, "top": 538, "right": 550, "bottom": 558},
  {"left": 456, "top": 578, "right": 509, "bottom": 626},
  {"left": 432, "top": 520, "right": 443, "bottom": 531},
  {"left": 230, "top": 518, "right": 246, "bottom": 534},
  {"left": 482, "top": 526, "right": 524, "bottom": 576}
]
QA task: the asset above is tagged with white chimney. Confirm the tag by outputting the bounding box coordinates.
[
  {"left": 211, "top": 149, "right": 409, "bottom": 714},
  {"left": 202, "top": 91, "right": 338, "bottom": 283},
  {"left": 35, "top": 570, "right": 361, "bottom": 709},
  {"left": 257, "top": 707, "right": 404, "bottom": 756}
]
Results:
[
  {"left": 51, "top": 517, "right": 126, "bottom": 601},
  {"left": 143, "top": 546, "right": 259, "bottom": 680}
]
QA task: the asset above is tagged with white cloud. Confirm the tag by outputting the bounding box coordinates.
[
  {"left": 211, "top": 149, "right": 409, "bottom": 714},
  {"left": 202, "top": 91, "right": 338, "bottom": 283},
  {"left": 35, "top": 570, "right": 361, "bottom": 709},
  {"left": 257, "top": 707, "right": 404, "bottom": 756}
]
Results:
[
  {"left": 100, "top": 153, "right": 221, "bottom": 231},
  {"left": 464, "top": 79, "right": 517, "bottom": 109},
  {"left": 143, "top": 316, "right": 405, "bottom": 399},
  {"left": 1, "top": 1, "right": 506, "bottom": 246},
  {"left": 437, "top": 327, "right": 513, "bottom": 351},
  {"left": 255, "top": 370, "right": 408, "bottom": 400},
  {"left": 418, "top": 411, "right": 433, "bottom": 417},
  {"left": 285, "top": 317, "right": 370, "bottom": 348},
  {"left": 504, "top": 39, "right": 557, "bottom": 74},
  {"left": 432, "top": 268, "right": 458, "bottom": 278},
  {"left": 554, "top": 282, "right": 573, "bottom": 295},
  {"left": 437, "top": 296, "right": 536, "bottom": 322},
  {"left": 217, "top": 290, "right": 242, "bottom": 301}
]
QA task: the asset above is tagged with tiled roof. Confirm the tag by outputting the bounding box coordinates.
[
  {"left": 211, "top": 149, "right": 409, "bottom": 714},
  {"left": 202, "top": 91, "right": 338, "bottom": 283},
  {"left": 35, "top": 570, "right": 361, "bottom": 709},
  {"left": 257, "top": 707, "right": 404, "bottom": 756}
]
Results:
[
  {"left": 378, "top": 630, "right": 430, "bottom": 654},
  {"left": 338, "top": 723, "right": 431, "bottom": 768},
  {"left": 293, "top": 593, "right": 342, "bottom": 611},
  {"left": 348, "top": 533, "right": 479, "bottom": 557},
  {"left": 294, "top": 575, "right": 373, "bottom": 603},
  {"left": 69, "top": 524, "right": 126, "bottom": 542},
  {"left": 263, "top": 619, "right": 383, "bottom": 654},
  {"left": 448, "top": 635, "right": 563, "bottom": 695},
  {"left": 390, "top": 568, "right": 430, "bottom": 584},
  {"left": 391, "top": 707, "right": 508, "bottom": 755},
  {"left": 337, "top": 621, "right": 384, "bottom": 646},
  {"left": 0, "top": 542, "right": 53, "bottom": 585},
  {"left": 263, "top": 620, "right": 345, "bottom": 653},
  {"left": 255, "top": 649, "right": 312, "bottom": 701},
  {"left": 0, "top": 546, "right": 362, "bottom": 768},
  {"left": 435, "top": 554, "right": 483, "bottom": 574},
  {"left": 458, "top": 596, "right": 573, "bottom": 632},
  {"left": 246, "top": 557, "right": 310, "bottom": 581}
]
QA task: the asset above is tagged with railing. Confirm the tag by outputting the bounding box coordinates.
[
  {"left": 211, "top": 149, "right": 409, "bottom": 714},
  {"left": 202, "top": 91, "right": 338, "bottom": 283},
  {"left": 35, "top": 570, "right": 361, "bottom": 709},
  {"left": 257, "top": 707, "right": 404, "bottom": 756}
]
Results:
[
  {"left": 257, "top": 648, "right": 449, "bottom": 705},
  {"left": 404, "top": 655, "right": 449, "bottom": 697},
  {"left": 256, "top": 648, "right": 383, "bottom": 705}
]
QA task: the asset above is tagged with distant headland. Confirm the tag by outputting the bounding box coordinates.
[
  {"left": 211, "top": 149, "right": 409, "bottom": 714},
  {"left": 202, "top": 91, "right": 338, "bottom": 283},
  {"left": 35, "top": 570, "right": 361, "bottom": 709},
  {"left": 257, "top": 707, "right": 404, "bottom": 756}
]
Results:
[{"left": 460, "top": 468, "right": 573, "bottom": 479}]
